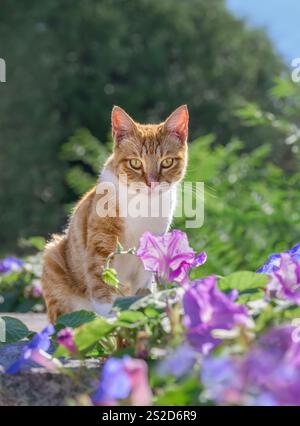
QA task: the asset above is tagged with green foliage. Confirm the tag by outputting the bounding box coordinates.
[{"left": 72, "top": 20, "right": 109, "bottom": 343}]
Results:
[
  {"left": 1, "top": 316, "right": 30, "bottom": 343},
  {"left": 61, "top": 128, "right": 108, "bottom": 198},
  {"left": 178, "top": 131, "right": 300, "bottom": 276},
  {"left": 154, "top": 377, "right": 201, "bottom": 406},
  {"left": 219, "top": 271, "right": 269, "bottom": 291},
  {"left": 56, "top": 310, "right": 96, "bottom": 329}
]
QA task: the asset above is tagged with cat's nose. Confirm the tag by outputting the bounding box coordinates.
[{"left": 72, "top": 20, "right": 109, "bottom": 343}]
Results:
[{"left": 146, "top": 175, "right": 158, "bottom": 188}]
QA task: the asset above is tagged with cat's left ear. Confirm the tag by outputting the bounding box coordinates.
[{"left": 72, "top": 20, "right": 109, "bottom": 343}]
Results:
[{"left": 164, "top": 105, "right": 189, "bottom": 143}]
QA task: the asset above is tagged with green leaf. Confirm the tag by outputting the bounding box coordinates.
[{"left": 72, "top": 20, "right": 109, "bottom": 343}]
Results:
[
  {"left": 56, "top": 310, "right": 96, "bottom": 329},
  {"left": 113, "top": 295, "right": 144, "bottom": 311},
  {"left": 0, "top": 316, "right": 30, "bottom": 343},
  {"left": 219, "top": 271, "right": 269, "bottom": 293},
  {"left": 74, "top": 317, "right": 116, "bottom": 352},
  {"left": 154, "top": 377, "right": 201, "bottom": 406},
  {"left": 144, "top": 306, "right": 161, "bottom": 318},
  {"left": 236, "top": 289, "right": 265, "bottom": 304},
  {"left": 19, "top": 236, "right": 46, "bottom": 251},
  {"left": 271, "top": 77, "right": 296, "bottom": 99},
  {"left": 54, "top": 344, "right": 70, "bottom": 358},
  {"left": 116, "top": 310, "right": 146, "bottom": 328},
  {"left": 102, "top": 268, "right": 120, "bottom": 287}
]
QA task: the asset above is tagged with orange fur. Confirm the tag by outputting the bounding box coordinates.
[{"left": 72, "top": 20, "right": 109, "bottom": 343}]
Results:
[{"left": 41, "top": 105, "right": 188, "bottom": 323}]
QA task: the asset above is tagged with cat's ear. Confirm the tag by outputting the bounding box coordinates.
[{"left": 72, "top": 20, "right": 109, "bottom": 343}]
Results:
[
  {"left": 164, "top": 105, "right": 189, "bottom": 143},
  {"left": 111, "top": 106, "right": 136, "bottom": 144}
]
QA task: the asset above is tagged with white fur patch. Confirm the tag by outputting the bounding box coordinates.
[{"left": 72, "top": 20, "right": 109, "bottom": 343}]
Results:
[{"left": 91, "top": 299, "right": 116, "bottom": 318}]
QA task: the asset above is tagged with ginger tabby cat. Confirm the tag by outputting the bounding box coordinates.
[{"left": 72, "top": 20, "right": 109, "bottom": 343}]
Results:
[{"left": 41, "top": 105, "right": 189, "bottom": 323}]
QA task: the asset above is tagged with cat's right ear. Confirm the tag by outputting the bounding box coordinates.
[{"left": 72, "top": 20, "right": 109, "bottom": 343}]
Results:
[{"left": 111, "top": 106, "right": 135, "bottom": 144}]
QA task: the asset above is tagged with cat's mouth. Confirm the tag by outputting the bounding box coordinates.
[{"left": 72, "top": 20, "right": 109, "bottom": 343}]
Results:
[
  {"left": 118, "top": 173, "right": 174, "bottom": 194},
  {"left": 127, "top": 181, "right": 173, "bottom": 195}
]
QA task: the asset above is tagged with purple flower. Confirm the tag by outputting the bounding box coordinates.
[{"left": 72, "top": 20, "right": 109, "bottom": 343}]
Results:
[
  {"left": 136, "top": 230, "right": 206, "bottom": 285},
  {"left": 6, "top": 325, "right": 59, "bottom": 374},
  {"left": 57, "top": 327, "right": 77, "bottom": 354},
  {"left": 31, "top": 280, "right": 43, "bottom": 298},
  {"left": 257, "top": 242, "right": 300, "bottom": 273},
  {"left": 92, "top": 356, "right": 152, "bottom": 406},
  {"left": 157, "top": 343, "right": 199, "bottom": 378},
  {"left": 266, "top": 254, "right": 300, "bottom": 305},
  {"left": 0, "top": 256, "right": 24, "bottom": 274},
  {"left": 183, "top": 276, "right": 251, "bottom": 354},
  {"left": 244, "top": 326, "right": 300, "bottom": 405},
  {"left": 201, "top": 356, "right": 245, "bottom": 405},
  {"left": 201, "top": 326, "right": 300, "bottom": 406}
]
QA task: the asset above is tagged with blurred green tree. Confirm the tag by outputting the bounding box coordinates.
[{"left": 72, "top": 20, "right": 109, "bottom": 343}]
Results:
[{"left": 0, "top": 0, "right": 288, "bottom": 250}]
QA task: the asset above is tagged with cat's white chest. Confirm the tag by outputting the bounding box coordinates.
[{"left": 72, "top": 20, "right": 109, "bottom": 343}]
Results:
[{"left": 116, "top": 189, "right": 176, "bottom": 294}]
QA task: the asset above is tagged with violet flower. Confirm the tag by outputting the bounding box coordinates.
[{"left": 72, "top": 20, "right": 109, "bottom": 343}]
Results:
[
  {"left": 136, "top": 230, "right": 206, "bottom": 285},
  {"left": 266, "top": 254, "right": 300, "bottom": 305},
  {"left": 92, "top": 356, "right": 152, "bottom": 406},
  {"left": 57, "top": 327, "right": 77, "bottom": 354},
  {"left": 183, "top": 276, "right": 251, "bottom": 354},
  {"left": 201, "top": 356, "right": 245, "bottom": 405},
  {"left": 6, "top": 324, "right": 59, "bottom": 374},
  {"left": 201, "top": 326, "right": 300, "bottom": 406},
  {"left": 0, "top": 256, "right": 24, "bottom": 274},
  {"left": 157, "top": 343, "right": 199, "bottom": 378},
  {"left": 257, "top": 242, "right": 300, "bottom": 273}
]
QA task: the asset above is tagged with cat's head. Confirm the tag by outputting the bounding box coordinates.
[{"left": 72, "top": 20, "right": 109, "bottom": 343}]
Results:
[{"left": 110, "top": 105, "right": 188, "bottom": 188}]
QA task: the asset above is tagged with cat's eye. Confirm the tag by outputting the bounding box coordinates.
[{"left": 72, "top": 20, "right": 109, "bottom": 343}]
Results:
[
  {"left": 129, "top": 158, "right": 142, "bottom": 170},
  {"left": 161, "top": 158, "right": 174, "bottom": 168}
]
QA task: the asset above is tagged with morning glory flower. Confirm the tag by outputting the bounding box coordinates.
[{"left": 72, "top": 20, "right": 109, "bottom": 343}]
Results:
[
  {"left": 201, "top": 355, "right": 244, "bottom": 405},
  {"left": 244, "top": 326, "right": 300, "bottom": 406},
  {"left": 57, "top": 327, "right": 77, "bottom": 354},
  {"left": 201, "top": 326, "right": 300, "bottom": 406},
  {"left": 266, "top": 254, "right": 300, "bottom": 305},
  {"left": 136, "top": 230, "right": 206, "bottom": 285},
  {"left": 257, "top": 242, "right": 300, "bottom": 273},
  {"left": 6, "top": 324, "right": 60, "bottom": 374},
  {"left": 92, "top": 356, "right": 152, "bottom": 406},
  {"left": 183, "top": 276, "right": 251, "bottom": 354},
  {"left": 157, "top": 343, "right": 200, "bottom": 378},
  {"left": 0, "top": 256, "right": 24, "bottom": 274}
]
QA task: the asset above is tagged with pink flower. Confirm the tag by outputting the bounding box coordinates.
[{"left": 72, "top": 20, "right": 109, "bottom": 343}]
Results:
[
  {"left": 32, "top": 281, "right": 43, "bottom": 298},
  {"left": 57, "top": 327, "right": 77, "bottom": 354},
  {"left": 266, "top": 254, "right": 300, "bottom": 305},
  {"left": 136, "top": 230, "right": 206, "bottom": 285}
]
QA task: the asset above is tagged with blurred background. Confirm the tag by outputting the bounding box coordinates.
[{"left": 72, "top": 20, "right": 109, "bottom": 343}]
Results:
[{"left": 0, "top": 0, "right": 300, "bottom": 311}]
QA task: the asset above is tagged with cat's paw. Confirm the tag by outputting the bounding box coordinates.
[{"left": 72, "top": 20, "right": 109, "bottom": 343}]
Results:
[{"left": 91, "top": 299, "right": 116, "bottom": 318}]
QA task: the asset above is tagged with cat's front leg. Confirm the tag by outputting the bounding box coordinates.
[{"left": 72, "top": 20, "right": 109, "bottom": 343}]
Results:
[
  {"left": 91, "top": 298, "right": 117, "bottom": 317},
  {"left": 86, "top": 247, "right": 118, "bottom": 318}
]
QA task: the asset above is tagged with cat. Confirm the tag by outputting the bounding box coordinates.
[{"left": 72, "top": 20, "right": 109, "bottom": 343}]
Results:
[{"left": 41, "top": 105, "right": 189, "bottom": 323}]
